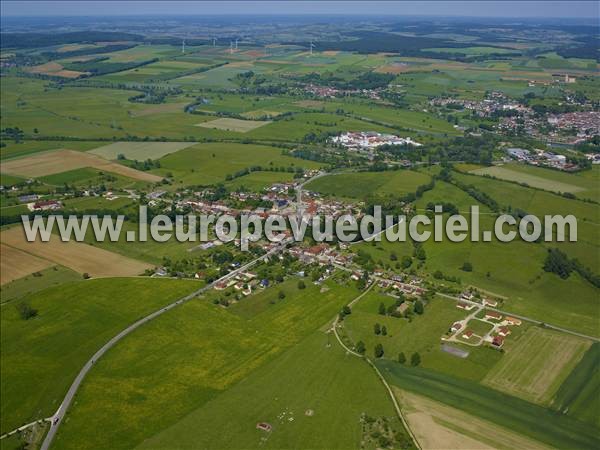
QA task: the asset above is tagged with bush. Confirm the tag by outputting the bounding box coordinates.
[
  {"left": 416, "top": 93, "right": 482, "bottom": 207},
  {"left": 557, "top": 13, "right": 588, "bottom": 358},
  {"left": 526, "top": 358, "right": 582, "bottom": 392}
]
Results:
[
  {"left": 413, "top": 300, "right": 424, "bottom": 315},
  {"left": 461, "top": 262, "right": 473, "bottom": 272},
  {"left": 410, "top": 352, "right": 421, "bottom": 366},
  {"left": 374, "top": 323, "right": 381, "bottom": 335},
  {"left": 355, "top": 340, "right": 366, "bottom": 354},
  {"left": 374, "top": 343, "right": 384, "bottom": 358},
  {"left": 297, "top": 280, "right": 306, "bottom": 289},
  {"left": 278, "top": 290, "right": 286, "bottom": 300},
  {"left": 16, "top": 302, "right": 38, "bottom": 320},
  {"left": 398, "top": 352, "right": 406, "bottom": 364}
]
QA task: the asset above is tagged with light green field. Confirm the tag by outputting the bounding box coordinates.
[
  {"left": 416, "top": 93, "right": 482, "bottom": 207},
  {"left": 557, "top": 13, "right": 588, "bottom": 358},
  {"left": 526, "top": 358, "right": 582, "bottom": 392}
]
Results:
[
  {"left": 0, "top": 278, "right": 197, "bottom": 434},
  {"left": 195, "top": 117, "right": 271, "bottom": 133},
  {"left": 139, "top": 331, "right": 405, "bottom": 449},
  {"left": 486, "top": 164, "right": 600, "bottom": 201},
  {"left": 483, "top": 327, "right": 590, "bottom": 405},
  {"left": 470, "top": 165, "right": 586, "bottom": 194},
  {"left": 88, "top": 141, "right": 197, "bottom": 160},
  {"left": 51, "top": 279, "right": 360, "bottom": 449},
  {"left": 0, "top": 265, "right": 80, "bottom": 304},
  {"left": 306, "top": 170, "right": 431, "bottom": 199},
  {"left": 155, "top": 142, "right": 322, "bottom": 185},
  {"left": 452, "top": 171, "right": 599, "bottom": 269},
  {"left": 0, "top": 140, "right": 104, "bottom": 161}
]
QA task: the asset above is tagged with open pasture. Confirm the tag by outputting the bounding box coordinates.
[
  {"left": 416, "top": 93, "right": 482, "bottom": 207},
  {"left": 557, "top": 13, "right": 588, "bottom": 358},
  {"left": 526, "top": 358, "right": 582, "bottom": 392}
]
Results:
[
  {"left": 139, "top": 331, "right": 402, "bottom": 450},
  {"left": 0, "top": 266, "right": 80, "bottom": 304},
  {"left": 195, "top": 117, "right": 271, "bottom": 133},
  {"left": 156, "top": 142, "right": 322, "bottom": 185},
  {"left": 88, "top": 141, "right": 196, "bottom": 160},
  {"left": 306, "top": 170, "right": 431, "bottom": 199},
  {"left": 128, "top": 102, "right": 189, "bottom": 118},
  {"left": 0, "top": 278, "right": 197, "bottom": 434},
  {"left": 0, "top": 226, "right": 153, "bottom": 278},
  {"left": 0, "top": 243, "right": 54, "bottom": 285},
  {"left": 482, "top": 327, "right": 590, "bottom": 405},
  {"left": 1, "top": 149, "right": 162, "bottom": 182},
  {"left": 51, "top": 279, "right": 359, "bottom": 449},
  {"left": 469, "top": 165, "right": 585, "bottom": 194}
]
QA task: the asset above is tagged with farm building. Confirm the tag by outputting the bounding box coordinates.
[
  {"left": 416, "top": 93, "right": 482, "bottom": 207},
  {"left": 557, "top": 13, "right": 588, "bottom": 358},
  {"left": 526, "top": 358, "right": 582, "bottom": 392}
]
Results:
[{"left": 256, "top": 422, "right": 272, "bottom": 432}]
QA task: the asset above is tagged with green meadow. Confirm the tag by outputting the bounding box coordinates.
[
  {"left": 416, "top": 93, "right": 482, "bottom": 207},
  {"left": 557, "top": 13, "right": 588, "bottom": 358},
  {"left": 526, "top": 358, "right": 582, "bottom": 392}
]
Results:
[
  {"left": 0, "top": 278, "right": 197, "bottom": 434},
  {"left": 155, "top": 142, "right": 322, "bottom": 185},
  {"left": 139, "top": 331, "right": 402, "bottom": 449},
  {"left": 51, "top": 278, "right": 360, "bottom": 449},
  {"left": 306, "top": 170, "right": 431, "bottom": 199}
]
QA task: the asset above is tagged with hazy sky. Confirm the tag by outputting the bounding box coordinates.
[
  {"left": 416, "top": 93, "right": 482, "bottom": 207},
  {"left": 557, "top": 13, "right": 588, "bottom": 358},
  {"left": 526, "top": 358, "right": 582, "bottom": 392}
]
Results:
[{"left": 1, "top": 1, "right": 598, "bottom": 18}]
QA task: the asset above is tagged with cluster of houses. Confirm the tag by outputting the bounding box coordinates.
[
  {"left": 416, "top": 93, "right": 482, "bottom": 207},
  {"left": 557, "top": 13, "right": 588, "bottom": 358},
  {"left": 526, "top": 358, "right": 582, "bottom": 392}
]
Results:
[
  {"left": 214, "top": 271, "right": 263, "bottom": 296},
  {"left": 430, "top": 91, "right": 530, "bottom": 118},
  {"left": 287, "top": 243, "right": 352, "bottom": 267},
  {"left": 376, "top": 274, "right": 426, "bottom": 298},
  {"left": 330, "top": 132, "right": 422, "bottom": 150},
  {"left": 302, "top": 84, "right": 382, "bottom": 100},
  {"left": 449, "top": 293, "right": 521, "bottom": 349}
]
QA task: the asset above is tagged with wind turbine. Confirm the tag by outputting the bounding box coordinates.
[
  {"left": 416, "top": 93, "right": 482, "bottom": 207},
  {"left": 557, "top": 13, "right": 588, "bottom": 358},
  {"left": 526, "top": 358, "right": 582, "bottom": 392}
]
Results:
[
  {"left": 212, "top": 37, "right": 216, "bottom": 47},
  {"left": 264, "top": 44, "right": 268, "bottom": 57},
  {"left": 309, "top": 40, "right": 316, "bottom": 56},
  {"left": 235, "top": 38, "right": 239, "bottom": 50},
  {"left": 181, "top": 39, "right": 186, "bottom": 54},
  {"left": 229, "top": 41, "right": 234, "bottom": 54}
]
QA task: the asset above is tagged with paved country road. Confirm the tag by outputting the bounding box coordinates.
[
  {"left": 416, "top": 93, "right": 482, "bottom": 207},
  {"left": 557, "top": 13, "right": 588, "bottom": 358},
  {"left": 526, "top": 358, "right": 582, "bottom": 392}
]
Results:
[{"left": 40, "top": 241, "right": 288, "bottom": 450}]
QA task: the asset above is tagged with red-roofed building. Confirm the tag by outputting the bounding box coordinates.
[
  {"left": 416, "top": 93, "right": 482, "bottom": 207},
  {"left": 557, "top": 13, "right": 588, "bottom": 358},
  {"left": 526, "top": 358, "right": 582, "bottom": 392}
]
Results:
[
  {"left": 485, "top": 311, "right": 503, "bottom": 321},
  {"left": 492, "top": 335, "right": 505, "bottom": 348},
  {"left": 462, "top": 330, "right": 474, "bottom": 339},
  {"left": 498, "top": 326, "right": 511, "bottom": 337}
]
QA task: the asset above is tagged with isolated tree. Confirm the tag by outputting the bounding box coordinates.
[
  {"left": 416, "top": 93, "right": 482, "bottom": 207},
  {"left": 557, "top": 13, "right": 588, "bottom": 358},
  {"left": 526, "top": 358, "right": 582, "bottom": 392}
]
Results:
[
  {"left": 413, "top": 300, "right": 424, "bottom": 315},
  {"left": 16, "top": 302, "right": 38, "bottom": 320},
  {"left": 411, "top": 352, "right": 421, "bottom": 367},
  {"left": 278, "top": 290, "right": 285, "bottom": 300},
  {"left": 341, "top": 305, "right": 351, "bottom": 316},
  {"left": 374, "top": 323, "right": 381, "bottom": 335},
  {"left": 398, "top": 352, "right": 406, "bottom": 364},
  {"left": 378, "top": 302, "right": 386, "bottom": 315},
  {"left": 297, "top": 280, "right": 306, "bottom": 290},
  {"left": 355, "top": 340, "right": 366, "bottom": 354},
  {"left": 374, "top": 343, "right": 384, "bottom": 358},
  {"left": 381, "top": 325, "right": 387, "bottom": 336},
  {"left": 461, "top": 262, "right": 473, "bottom": 272}
]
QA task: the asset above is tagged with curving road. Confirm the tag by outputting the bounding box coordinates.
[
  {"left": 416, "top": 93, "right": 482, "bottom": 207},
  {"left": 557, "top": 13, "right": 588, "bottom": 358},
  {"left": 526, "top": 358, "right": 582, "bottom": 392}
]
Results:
[{"left": 40, "top": 241, "right": 288, "bottom": 450}]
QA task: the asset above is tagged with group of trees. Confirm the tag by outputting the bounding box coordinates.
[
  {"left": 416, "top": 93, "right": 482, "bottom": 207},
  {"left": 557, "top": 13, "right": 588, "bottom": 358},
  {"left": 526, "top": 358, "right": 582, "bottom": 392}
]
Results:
[{"left": 543, "top": 248, "right": 600, "bottom": 288}]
